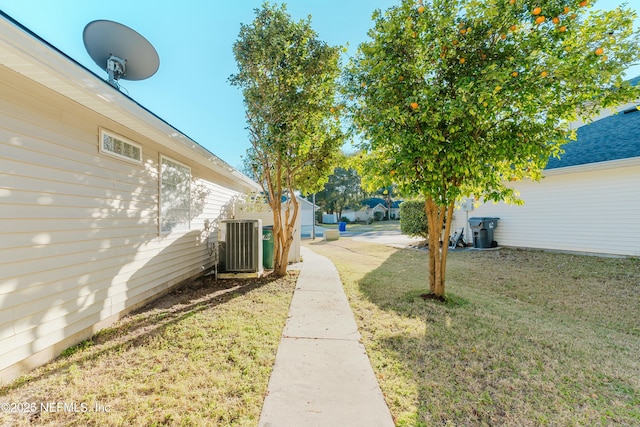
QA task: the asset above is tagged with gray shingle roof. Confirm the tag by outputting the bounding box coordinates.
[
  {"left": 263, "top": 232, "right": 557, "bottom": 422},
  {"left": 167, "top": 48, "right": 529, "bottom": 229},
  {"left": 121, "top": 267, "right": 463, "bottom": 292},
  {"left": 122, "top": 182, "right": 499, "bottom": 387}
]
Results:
[{"left": 546, "top": 101, "right": 640, "bottom": 170}]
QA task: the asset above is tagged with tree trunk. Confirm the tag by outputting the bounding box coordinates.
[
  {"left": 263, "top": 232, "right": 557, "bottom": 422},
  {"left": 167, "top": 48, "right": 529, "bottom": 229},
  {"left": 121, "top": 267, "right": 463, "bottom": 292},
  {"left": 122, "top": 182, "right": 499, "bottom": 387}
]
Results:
[
  {"left": 273, "top": 195, "right": 298, "bottom": 276},
  {"left": 424, "top": 196, "right": 455, "bottom": 297}
]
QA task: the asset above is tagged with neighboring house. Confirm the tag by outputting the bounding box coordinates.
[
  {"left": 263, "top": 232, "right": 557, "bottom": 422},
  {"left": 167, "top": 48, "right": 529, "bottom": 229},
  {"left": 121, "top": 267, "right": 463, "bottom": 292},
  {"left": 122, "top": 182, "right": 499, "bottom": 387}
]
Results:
[
  {"left": 389, "top": 200, "right": 403, "bottom": 220},
  {"left": 363, "top": 197, "right": 391, "bottom": 220},
  {"left": 340, "top": 210, "right": 356, "bottom": 222},
  {"left": 451, "top": 93, "right": 640, "bottom": 257},
  {"left": 342, "top": 198, "right": 391, "bottom": 222},
  {"left": 0, "top": 12, "right": 261, "bottom": 381}
]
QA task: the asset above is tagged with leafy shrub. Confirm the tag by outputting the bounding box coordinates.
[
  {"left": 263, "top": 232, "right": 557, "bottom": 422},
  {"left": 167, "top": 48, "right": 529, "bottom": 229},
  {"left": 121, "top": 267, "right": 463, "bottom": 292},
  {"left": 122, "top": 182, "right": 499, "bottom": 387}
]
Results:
[{"left": 400, "top": 200, "right": 428, "bottom": 239}]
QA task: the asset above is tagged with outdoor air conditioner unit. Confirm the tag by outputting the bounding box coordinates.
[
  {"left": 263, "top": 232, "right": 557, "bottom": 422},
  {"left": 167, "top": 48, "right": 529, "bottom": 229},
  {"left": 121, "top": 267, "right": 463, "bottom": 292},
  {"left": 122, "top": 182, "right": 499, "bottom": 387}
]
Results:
[{"left": 222, "top": 219, "right": 263, "bottom": 276}]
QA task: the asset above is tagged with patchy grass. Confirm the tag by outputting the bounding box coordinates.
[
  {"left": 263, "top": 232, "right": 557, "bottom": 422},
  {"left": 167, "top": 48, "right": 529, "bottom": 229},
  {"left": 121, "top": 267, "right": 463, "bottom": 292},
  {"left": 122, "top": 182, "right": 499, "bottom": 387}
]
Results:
[
  {"left": 0, "top": 273, "right": 297, "bottom": 427},
  {"left": 306, "top": 239, "right": 640, "bottom": 427}
]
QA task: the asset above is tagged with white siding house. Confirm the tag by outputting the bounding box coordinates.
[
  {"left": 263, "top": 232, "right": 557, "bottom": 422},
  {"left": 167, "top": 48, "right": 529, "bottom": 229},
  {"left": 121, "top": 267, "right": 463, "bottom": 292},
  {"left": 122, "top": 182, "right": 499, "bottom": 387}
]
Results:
[
  {"left": 451, "top": 94, "right": 640, "bottom": 257},
  {"left": 0, "top": 13, "right": 260, "bottom": 381}
]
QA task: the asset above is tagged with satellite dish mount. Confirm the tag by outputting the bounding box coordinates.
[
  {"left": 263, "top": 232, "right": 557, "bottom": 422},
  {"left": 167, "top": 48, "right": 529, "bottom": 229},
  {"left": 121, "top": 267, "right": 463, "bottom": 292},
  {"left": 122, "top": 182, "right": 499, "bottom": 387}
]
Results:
[
  {"left": 83, "top": 20, "right": 159, "bottom": 90},
  {"left": 106, "top": 55, "right": 126, "bottom": 85}
]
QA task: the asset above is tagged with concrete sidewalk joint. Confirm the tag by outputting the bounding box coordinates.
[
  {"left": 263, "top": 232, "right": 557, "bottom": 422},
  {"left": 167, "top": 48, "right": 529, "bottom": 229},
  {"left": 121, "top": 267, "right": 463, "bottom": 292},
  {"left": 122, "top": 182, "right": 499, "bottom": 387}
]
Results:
[{"left": 259, "top": 246, "right": 395, "bottom": 427}]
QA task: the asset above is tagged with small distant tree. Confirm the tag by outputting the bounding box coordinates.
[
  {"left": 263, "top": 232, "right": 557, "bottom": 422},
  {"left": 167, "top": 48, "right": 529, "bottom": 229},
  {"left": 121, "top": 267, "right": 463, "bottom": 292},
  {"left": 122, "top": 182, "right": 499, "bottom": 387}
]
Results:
[
  {"left": 400, "top": 200, "right": 429, "bottom": 240},
  {"left": 314, "top": 165, "right": 364, "bottom": 221},
  {"left": 345, "top": 0, "right": 640, "bottom": 297},
  {"left": 230, "top": 3, "right": 343, "bottom": 275}
]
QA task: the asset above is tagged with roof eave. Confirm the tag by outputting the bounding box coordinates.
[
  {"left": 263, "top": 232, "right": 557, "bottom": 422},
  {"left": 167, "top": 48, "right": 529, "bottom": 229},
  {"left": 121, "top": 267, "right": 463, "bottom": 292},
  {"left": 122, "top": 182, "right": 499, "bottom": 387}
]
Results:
[
  {"left": 544, "top": 156, "right": 640, "bottom": 176},
  {"left": 0, "top": 11, "right": 259, "bottom": 192}
]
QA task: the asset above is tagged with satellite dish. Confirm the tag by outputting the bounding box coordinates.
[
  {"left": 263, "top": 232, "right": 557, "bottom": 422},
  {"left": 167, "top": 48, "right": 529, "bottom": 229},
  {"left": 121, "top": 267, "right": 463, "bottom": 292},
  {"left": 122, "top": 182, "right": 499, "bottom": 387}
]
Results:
[{"left": 83, "top": 20, "right": 159, "bottom": 88}]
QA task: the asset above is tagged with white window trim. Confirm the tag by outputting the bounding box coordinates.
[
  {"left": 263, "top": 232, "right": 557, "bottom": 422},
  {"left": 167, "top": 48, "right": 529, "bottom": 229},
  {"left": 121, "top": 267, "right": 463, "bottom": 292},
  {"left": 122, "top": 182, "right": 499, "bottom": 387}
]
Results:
[
  {"left": 159, "top": 155, "right": 191, "bottom": 234},
  {"left": 99, "top": 128, "right": 143, "bottom": 164}
]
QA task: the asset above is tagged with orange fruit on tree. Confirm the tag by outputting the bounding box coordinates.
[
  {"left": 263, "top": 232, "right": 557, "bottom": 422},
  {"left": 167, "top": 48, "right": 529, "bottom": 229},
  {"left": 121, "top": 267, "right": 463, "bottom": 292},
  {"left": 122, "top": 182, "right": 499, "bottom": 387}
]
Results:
[
  {"left": 512, "top": 71, "right": 519, "bottom": 77},
  {"left": 510, "top": 24, "right": 517, "bottom": 31},
  {"left": 552, "top": 17, "right": 560, "bottom": 24},
  {"left": 460, "top": 28, "right": 467, "bottom": 34},
  {"left": 509, "top": 0, "right": 516, "bottom": 4},
  {"left": 418, "top": 6, "right": 425, "bottom": 13},
  {"left": 535, "top": 16, "right": 546, "bottom": 24},
  {"left": 559, "top": 25, "right": 567, "bottom": 32},
  {"left": 410, "top": 102, "right": 419, "bottom": 110},
  {"left": 563, "top": 6, "right": 570, "bottom": 14},
  {"left": 594, "top": 47, "right": 604, "bottom": 55},
  {"left": 500, "top": 33, "right": 507, "bottom": 40},
  {"left": 459, "top": 57, "right": 466, "bottom": 64},
  {"left": 579, "top": 0, "right": 588, "bottom": 7},
  {"left": 540, "top": 70, "right": 548, "bottom": 77},
  {"left": 532, "top": 7, "right": 542, "bottom": 15}
]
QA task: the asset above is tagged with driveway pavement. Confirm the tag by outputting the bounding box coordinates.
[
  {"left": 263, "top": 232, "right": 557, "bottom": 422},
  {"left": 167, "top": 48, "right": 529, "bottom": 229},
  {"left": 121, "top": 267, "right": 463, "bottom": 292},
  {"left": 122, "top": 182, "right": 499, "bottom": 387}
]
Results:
[
  {"left": 302, "top": 224, "right": 423, "bottom": 248},
  {"left": 349, "top": 230, "right": 423, "bottom": 248}
]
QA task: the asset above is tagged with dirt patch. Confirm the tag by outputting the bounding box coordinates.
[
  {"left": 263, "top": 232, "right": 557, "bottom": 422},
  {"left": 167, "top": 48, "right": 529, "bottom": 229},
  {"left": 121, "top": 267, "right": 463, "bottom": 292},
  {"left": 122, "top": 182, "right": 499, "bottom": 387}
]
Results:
[{"left": 419, "top": 292, "right": 447, "bottom": 303}]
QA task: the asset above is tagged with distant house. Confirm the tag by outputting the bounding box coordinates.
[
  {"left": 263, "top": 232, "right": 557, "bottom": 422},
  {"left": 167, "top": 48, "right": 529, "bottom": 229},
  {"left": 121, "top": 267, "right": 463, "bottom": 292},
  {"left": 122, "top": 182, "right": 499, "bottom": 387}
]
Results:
[
  {"left": 341, "top": 197, "right": 399, "bottom": 222},
  {"left": 389, "top": 200, "right": 403, "bottom": 220},
  {"left": 0, "top": 12, "right": 261, "bottom": 381},
  {"left": 451, "top": 88, "right": 640, "bottom": 257}
]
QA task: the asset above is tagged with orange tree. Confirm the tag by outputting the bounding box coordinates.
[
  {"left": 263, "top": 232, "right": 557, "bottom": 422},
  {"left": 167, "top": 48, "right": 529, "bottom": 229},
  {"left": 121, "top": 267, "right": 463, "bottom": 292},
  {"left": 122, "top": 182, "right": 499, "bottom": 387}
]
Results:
[
  {"left": 343, "top": 0, "right": 640, "bottom": 297},
  {"left": 230, "top": 4, "right": 343, "bottom": 275}
]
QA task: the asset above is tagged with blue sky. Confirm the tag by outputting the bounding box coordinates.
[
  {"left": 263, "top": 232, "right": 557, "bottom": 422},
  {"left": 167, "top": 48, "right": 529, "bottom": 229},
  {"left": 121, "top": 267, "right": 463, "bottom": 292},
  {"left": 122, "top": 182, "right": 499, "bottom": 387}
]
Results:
[{"left": 1, "top": 1, "right": 638, "bottom": 170}]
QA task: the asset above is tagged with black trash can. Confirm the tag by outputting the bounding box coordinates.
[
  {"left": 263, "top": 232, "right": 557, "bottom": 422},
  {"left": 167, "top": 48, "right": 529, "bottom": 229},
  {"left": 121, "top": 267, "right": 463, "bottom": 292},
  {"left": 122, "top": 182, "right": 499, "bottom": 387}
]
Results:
[{"left": 468, "top": 217, "right": 499, "bottom": 249}]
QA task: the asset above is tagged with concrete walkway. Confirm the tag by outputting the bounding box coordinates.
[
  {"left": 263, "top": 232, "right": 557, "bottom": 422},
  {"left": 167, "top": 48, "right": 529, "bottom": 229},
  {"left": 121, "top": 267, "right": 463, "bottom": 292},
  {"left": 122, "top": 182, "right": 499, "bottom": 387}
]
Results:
[{"left": 259, "top": 246, "right": 395, "bottom": 427}]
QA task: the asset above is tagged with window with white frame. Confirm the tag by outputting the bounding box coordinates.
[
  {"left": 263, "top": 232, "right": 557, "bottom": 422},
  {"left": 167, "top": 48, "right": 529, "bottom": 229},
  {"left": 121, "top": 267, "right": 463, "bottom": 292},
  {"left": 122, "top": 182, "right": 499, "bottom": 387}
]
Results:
[
  {"left": 100, "top": 129, "right": 142, "bottom": 163},
  {"left": 160, "top": 156, "right": 191, "bottom": 233}
]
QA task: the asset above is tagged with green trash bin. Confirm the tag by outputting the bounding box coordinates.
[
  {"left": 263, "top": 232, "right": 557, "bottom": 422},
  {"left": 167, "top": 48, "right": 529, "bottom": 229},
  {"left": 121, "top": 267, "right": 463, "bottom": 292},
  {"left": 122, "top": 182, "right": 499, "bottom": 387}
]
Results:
[{"left": 262, "top": 226, "right": 274, "bottom": 269}]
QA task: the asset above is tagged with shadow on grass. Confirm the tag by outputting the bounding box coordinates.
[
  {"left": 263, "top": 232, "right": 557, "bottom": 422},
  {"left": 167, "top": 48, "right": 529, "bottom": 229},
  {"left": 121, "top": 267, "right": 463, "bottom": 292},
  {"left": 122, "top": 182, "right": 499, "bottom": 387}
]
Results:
[
  {"left": 357, "top": 248, "right": 470, "bottom": 315},
  {"left": 354, "top": 247, "right": 640, "bottom": 426},
  {"left": 1, "top": 274, "right": 277, "bottom": 392}
]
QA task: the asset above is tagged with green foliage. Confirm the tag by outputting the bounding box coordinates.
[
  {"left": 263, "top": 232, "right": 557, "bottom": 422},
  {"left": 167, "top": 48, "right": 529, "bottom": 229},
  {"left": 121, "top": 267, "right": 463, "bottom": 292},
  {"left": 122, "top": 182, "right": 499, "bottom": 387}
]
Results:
[
  {"left": 314, "top": 165, "right": 365, "bottom": 219},
  {"left": 230, "top": 3, "right": 344, "bottom": 196},
  {"left": 344, "top": 0, "right": 640, "bottom": 205},
  {"left": 400, "top": 200, "right": 429, "bottom": 239},
  {"left": 230, "top": 3, "right": 344, "bottom": 274},
  {"left": 343, "top": 0, "right": 640, "bottom": 295}
]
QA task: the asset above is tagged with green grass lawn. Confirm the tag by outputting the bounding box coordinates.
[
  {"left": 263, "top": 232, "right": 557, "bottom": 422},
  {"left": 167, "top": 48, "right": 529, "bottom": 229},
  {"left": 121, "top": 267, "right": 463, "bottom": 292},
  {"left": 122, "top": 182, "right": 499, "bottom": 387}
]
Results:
[
  {"left": 0, "top": 273, "right": 297, "bottom": 427},
  {"left": 306, "top": 239, "right": 640, "bottom": 427},
  {"left": 320, "top": 219, "right": 401, "bottom": 233}
]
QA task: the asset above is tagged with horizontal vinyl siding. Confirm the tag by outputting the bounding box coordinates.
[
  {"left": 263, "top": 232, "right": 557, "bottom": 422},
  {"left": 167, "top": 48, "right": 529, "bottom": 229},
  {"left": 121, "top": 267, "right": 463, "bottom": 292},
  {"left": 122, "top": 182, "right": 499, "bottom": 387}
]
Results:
[
  {"left": 452, "top": 163, "right": 640, "bottom": 256},
  {"left": 0, "top": 68, "right": 245, "bottom": 379}
]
